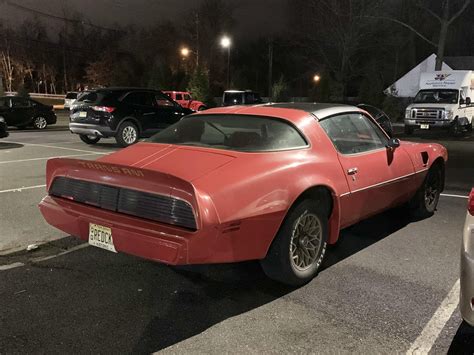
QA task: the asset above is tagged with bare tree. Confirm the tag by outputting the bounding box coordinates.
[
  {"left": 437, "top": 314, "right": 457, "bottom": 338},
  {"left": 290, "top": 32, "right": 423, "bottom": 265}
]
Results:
[{"left": 373, "top": 0, "right": 471, "bottom": 70}]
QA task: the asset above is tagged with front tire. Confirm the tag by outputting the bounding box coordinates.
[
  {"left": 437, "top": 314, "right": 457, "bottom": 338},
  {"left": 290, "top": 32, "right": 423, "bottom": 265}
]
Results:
[
  {"left": 410, "top": 164, "right": 442, "bottom": 219},
  {"left": 33, "top": 116, "right": 48, "bottom": 130},
  {"left": 79, "top": 134, "right": 101, "bottom": 145},
  {"left": 260, "top": 199, "right": 328, "bottom": 286},
  {"left": 115, "top": 121, "right": 139, "bottom": 147}
]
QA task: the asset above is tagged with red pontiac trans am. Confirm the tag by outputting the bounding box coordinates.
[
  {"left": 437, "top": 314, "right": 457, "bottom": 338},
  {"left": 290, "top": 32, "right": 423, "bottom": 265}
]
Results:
[{"left": 39, "top": 103, "right": 447, "bottom": 286}]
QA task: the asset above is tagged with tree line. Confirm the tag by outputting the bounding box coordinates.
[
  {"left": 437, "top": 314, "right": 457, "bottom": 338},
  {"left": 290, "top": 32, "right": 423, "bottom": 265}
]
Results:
[{"left": 0, "top": 0, "right": 472, "bottom": 112}]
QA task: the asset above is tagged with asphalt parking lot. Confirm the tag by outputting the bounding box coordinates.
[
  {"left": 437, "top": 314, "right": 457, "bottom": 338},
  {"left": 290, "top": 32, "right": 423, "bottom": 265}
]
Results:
[{"left": 1, "top": 118, "right": 474, "bottom": 353}]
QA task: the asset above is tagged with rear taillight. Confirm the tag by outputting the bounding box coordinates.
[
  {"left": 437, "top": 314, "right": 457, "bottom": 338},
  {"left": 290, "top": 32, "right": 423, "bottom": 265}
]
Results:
[
  {"left": 469, "top": 188, "right": 474, "bottom": 216},
  {"left": 91, "top": 106, "right": 115, "bottom": 113}
]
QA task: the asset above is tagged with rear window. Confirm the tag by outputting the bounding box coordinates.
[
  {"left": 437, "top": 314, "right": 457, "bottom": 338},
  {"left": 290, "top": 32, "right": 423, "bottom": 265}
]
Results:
[
  {"left": 148, "top": 114, "right": 308, "bottom": 152},
  {"left": 76, "top": 90, "right": 120, "bottom": 105},
  {"left": 65, "top": 92, "right": 78, "bottom": 99},
  {"left": 223, "top": 92, "right": 243, "bottom": 105}
]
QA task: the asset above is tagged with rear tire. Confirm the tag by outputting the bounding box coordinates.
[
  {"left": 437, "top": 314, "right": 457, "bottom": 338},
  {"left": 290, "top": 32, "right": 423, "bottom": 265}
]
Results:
[
  {"left": 79, "top": 134, "right": 101, "bottom": 145},
  {"left": 198, "top": 106, "right": 207, "bottom": 111},
  {"left": 115, "top": 121, "right": 139, "bottom": 147},
  {"left": 409, "top": 164, "right": 442, "bottom": 219},
  {"left": 260, "top": 199, "right": 328, "bottom": 286},
  {"left": 33, "top": 116, "right": 48, "bottom": 130}
]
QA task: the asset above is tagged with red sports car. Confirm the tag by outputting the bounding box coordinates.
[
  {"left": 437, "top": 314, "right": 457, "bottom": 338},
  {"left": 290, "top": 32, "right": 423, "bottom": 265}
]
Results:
[{"left": 39, "top": 103, "right": 447, "bottom": 286}]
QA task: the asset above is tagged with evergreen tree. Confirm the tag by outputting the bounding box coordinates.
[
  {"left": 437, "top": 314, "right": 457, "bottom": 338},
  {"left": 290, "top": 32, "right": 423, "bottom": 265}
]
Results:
[{"left": 187, "top": 66, "right": 215, "bottom": 107}]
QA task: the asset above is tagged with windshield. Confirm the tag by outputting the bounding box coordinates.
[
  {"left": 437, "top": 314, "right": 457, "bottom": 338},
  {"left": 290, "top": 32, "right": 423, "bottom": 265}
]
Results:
[
  {"left": 148, "top": 115, "right": 308, "bottom": 152},
  {"left": 65, "top": 92, "right": 78, "bottom": 99},
  {"left": 413, "top": 89, "right": 459, "bottom": 104}
]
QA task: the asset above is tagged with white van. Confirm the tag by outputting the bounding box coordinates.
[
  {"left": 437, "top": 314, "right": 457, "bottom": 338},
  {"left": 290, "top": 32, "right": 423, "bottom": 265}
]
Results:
[{"left": 404, "top": 71, "right": 474, "bottom": 135}]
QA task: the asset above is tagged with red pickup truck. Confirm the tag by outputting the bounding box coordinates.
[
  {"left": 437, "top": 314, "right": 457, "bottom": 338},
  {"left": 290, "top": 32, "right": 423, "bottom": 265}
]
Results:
[{"left": 163, "top": 91, "right": 207, "bottom": 112}]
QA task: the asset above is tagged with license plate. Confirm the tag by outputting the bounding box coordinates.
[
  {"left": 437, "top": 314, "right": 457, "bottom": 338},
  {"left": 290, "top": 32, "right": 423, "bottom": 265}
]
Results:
[
  {"left": 79, "top": 111, "right": 87, "bottom": 118},
  {"left": 420, "top": 124, "right": 430, "bottom": 129},
  {"left": 88, "top": 223, "right": 117, "bottom": 253}
]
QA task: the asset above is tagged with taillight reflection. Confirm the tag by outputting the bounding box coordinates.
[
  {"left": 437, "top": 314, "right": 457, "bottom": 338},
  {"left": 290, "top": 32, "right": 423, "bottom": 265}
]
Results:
[{"left": 91, "top": 106, "right": 115, "bottom": 113}]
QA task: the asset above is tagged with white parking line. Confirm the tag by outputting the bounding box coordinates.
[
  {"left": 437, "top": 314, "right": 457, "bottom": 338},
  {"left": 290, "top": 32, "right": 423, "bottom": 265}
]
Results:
[
  {"left": 440, "top": 193, "right": 469, "bottom": 199},
  {"left": 0, "top": 244, "right": 89, "bottom": 272},
  {"left": 0, "top": 184, "right": 46, "bottom": 194},
  {"left": 406, "top": 279, "right": 460, "bottom": 354},
  {"left": 0, "top": 153, "right": 102, "bottom": 164},
  {"left": 0, "top": 140, "right": 109, "bottom": 155}
]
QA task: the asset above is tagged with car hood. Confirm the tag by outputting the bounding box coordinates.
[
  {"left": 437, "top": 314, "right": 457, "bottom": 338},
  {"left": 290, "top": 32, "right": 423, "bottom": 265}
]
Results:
[{"left": 99, "top": 142, "right": 237, "bottom": 182}]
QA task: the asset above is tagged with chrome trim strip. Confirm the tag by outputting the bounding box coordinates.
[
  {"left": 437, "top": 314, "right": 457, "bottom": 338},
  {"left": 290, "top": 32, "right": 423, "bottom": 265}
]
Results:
[{"left": 338, "top": 168, "right": 429, "bottom": 197}]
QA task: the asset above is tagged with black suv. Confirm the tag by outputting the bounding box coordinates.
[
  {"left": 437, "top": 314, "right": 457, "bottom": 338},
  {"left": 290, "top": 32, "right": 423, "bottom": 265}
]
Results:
[
  {"left": 222, "top": 90, "right": 262, "bottom": 106},
  {"left": 0, "top": 96, "right": 57, "bottom": 129},
  {"left": 69, "top": 87, "right": 193, "bottom": 147}
]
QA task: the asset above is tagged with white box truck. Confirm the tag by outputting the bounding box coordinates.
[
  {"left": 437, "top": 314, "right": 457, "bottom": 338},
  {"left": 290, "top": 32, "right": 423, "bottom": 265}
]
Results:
[{"left": 404, "top": 70, "right": 474, "bottom": 135}]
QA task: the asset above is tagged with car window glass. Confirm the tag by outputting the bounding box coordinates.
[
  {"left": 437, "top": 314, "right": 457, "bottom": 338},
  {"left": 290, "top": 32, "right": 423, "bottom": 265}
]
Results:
[
  {"left": 320, "top": 113, "right": 388, "bottom": 155},
  {"left": 11, "top": 98, "right": 30, "bottom": 107},
  {"left": 175, "top": 94, "right": 183, "bottom": 100},
  {"left": 122, "top": 92, "right": 152, "bottom": 106},
  {"left": 0, "top": 98, "right": 8, "bottom": 107},
  {"left": 184, "top": 94, "right": 191, "bottom": 100},
  {"left": 155, "top": 93, "right": 175, "bottom": 107},
  {"left": 148, "top": 114, "right": 308, "bottom": 152},
  {"left": 223, "top": 92, "right": 243, "bottom": 105},
  {"left": 65, "top": 92, "right": 78, "bottom": 99}
]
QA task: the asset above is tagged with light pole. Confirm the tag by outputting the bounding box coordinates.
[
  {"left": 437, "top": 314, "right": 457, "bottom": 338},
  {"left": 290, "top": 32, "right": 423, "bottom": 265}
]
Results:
[
  {"left": 180, "top": 47, "right": 192, "bottom": 75},
  {"left": 220, "top": 36, "right": 231, "bottom": 88}
]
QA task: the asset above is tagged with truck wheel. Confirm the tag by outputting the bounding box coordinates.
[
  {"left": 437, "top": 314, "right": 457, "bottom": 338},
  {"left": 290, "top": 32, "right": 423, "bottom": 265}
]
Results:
[
  {"left": 115, "top": 121, "right": 139, "bottom": 147},
  {"left": 450, "top": 119, "right": 463, "bottom": 136},
  {"left": 79, "top": 134, "right": 101, "bottom": 145},
  {"left": 260, "top": 199, "right": 328, "bottom": 286},
  {"left": 404, "top": 126, "right": 414, "bottom": 135},
  {"left": 198, "top": 106, "right": 207, "bottom": 111},
  {"left": 409, "top": 164, "right": 442, "bottom": 219}
]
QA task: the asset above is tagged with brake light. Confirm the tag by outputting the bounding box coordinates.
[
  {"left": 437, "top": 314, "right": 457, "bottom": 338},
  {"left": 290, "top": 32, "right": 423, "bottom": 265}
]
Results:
[
  {"left": 91, "top": 106, "right": 115, "bottom": 113},
  {"left": 469, "top": 189, "right": 474, "bottom": 216}
]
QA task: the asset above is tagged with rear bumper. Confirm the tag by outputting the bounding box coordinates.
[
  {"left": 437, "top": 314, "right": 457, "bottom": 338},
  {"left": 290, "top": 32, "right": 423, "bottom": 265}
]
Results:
[
  {"left": 461, "top": 217, "right": 474, "bottom": 326},
  {"left": 39, "top": 195, "right": 282, "bottom": 265},
  {"left": 69, "top": 123, "right": 115, "bottom": 138}
]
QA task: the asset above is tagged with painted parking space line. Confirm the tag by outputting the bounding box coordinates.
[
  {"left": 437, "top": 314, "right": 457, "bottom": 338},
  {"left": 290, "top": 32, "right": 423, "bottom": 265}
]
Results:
[
  {"left": 0, "top": 184, "right": 46, "bottom": 194},
  {"left": 406, "top": 279, "right": 460, "bottom": 354},
  {"left": 0, "top": 244, "right": 89, "bottom": 272},
  {"left": 0, "top": 153, "right": 103, "bottom": 164},
  {"left": 0, "top": 140, "right": 110, "bottom": 155},
  {"left": 0, "top": 262, "right": 25, "bottom": 271},
  {"left": 440, "top": 193, "right": 469, "bottom": 199}
]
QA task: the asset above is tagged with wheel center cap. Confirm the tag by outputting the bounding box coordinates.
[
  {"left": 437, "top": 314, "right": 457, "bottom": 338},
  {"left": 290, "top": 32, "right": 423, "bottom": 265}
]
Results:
[{"left": 300, "top": 236, "right": 309, "bottom": 247}]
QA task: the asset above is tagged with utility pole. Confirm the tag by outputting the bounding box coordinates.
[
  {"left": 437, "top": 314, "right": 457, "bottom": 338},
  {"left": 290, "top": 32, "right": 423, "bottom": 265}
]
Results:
[
  {"left": 61, "top": 0, "right": 69, "bottom": 92},
  {"left": 268, "top": 40, "right": 273, "bottom": 100},
  {"left": 195, "top": 12, "right": 200, "bottom": 67}
]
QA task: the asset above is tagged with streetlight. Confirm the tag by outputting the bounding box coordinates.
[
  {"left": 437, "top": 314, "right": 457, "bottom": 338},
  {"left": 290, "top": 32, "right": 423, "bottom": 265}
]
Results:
[
  {"left": 220, "top": 36, "right": 232, "bottom": 88},
  {"left": 313, "top": 74, "right": 321, "bottom": 83},
  {"left": 180, "top": 47, "right": 190, "bottom": 58}
]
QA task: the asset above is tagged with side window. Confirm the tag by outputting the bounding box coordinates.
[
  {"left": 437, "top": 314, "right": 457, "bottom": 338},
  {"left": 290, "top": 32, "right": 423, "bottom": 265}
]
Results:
[
  {"left": 0, "top": 98, "right": 8, "bottom": 107},
  {"left": 460, "top": 90, "right": 466, "bottom": 105},
  {"left": 175, "top": 94, "right": 183, "bottom": 101},
  {"left": 184, "top": 94, "right": 191, "bottom": 100},
  {"left": 123, "top": 92, "right": 147, "bottom": 105},
  {"left": 320, "top": 113, "right": 388, "bottom": 155},
  {"left": 11, "top": 98, "right": 30, "bottom": 107},
  {"left": 155, "top": 93, "right": 175, "bottom": 107}
]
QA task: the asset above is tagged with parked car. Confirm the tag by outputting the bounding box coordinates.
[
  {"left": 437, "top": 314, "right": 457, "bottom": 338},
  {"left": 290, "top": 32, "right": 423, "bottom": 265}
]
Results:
[
  {"left": 64, "top": 92, "right": 79, "bottom": 109},
  {"left": 163, "top": 91, "right": 207, "bottom": 111},
  {"left": 461, "top": 188, "right": 474, "bottom": 326},
  {"left": 0, "top": 96, "right": 57, "bottom": 129},
  {"left": 40, "top": 103, "right": 447, "bottom": 286},
  {"left": 69, "top": 87, "right": 193, "bottom": 147},
  {"left": 357, "top": 104, "right": 394, "bottom": 137},
  {"left": 0, "top": 116, "right": 8, "bottom": 138},
  {"left": 222, "top": 90, "right": 262, "bottom": 106}
]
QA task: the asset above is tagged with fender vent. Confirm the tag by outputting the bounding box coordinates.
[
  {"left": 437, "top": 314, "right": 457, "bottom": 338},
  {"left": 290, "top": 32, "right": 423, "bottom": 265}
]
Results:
[{"left": 421, "top": 151, "right": 429, "bottom": 165}]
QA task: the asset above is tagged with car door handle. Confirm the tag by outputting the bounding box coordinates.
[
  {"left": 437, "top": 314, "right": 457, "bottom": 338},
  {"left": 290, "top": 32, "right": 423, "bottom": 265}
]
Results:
[{"left": 347, "top": 167, "right": 358, "bottom": 175}]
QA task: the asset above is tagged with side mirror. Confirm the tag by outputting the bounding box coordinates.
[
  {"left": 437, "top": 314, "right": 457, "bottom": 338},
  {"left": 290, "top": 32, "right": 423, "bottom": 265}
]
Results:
[
  {"left": 386, "top": 138, "right": 400, "bottom": 150},
  {"left": 467, "top": 97, "right": 471, "bottom": 105}
]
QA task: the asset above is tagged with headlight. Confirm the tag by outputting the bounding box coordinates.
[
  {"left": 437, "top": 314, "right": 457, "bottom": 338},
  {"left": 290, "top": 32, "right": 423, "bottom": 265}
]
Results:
[
  {"left": 445, "top": 110, "right": 454, "bottom": 120},
  {"left": 405, "top": 109, "right": 411, "bottom": 119},
  {"left": 0, "top": 117, "right": 5, "bottom": 123}
]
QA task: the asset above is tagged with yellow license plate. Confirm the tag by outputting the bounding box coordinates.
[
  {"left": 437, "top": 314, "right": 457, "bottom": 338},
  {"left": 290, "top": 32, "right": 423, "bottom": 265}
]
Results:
[
  {"left": 79, "top": 111, "right": 87, "bottom": 118},
  {"left": 88, "top": 223, "right": 117, "bottom": 253}
]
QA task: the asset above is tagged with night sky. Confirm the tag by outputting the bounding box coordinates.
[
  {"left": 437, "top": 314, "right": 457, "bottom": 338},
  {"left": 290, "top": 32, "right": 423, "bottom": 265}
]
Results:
[{"left": 0, "top": 0, "right": 287, "bottom": 38}]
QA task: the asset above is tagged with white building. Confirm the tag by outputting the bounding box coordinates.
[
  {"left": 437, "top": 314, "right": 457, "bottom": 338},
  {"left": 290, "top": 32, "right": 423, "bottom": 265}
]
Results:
[{"left": 385, "top": 54, "right": 474, "bottom": 98}]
